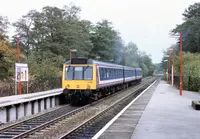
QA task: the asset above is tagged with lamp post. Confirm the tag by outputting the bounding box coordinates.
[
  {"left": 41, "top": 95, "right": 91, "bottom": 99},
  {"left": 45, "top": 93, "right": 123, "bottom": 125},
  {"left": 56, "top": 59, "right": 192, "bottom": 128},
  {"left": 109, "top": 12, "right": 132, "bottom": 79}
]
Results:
[
  {"left": 167, "top": 48, "right": 174, "bottom": 87},
  {"left": 168, "top": 56, "right": 170, "bottom": 84},
  {"left": 16, "top": 37, "right": 22, "bottom": 95},
  {"left": 69, "top": 49, "right": 77, "bottom": 60},
  {"left": 180, "top": 34, "right": 183, "bottom": 96},
  {"left": 169, "top": 33, "right": 183, "bottom": 96},
  {"left": 164, "top": 55, "right": 170, "bottom": 83},
  {"left": 164, "top": 59, "right": 168, "bottom": 82},
  {"left": 172, "top": 48, "right": 174, "bottom": 87}
]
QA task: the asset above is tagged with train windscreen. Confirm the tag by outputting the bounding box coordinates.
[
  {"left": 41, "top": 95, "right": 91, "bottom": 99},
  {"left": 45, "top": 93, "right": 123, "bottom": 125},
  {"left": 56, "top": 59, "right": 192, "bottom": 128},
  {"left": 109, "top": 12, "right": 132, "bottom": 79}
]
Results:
[{"left": 65, "top": 66, "right": 93, "bottom": 80}]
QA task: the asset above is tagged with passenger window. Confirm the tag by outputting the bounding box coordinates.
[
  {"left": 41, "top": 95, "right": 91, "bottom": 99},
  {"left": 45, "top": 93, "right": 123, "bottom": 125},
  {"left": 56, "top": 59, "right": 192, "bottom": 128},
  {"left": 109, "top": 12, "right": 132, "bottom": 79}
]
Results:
[
  {"left": 107, "top": 69, "right": 109, "bottom": 78},
  {"left": 111, "top": 69, "right": 113, "bottom": 77},
  {"left": 104, "top": 69, "right": 107, "bottom": 78},
  {"left": 100, "top": 68, "right": 104, "bottom": 78}
]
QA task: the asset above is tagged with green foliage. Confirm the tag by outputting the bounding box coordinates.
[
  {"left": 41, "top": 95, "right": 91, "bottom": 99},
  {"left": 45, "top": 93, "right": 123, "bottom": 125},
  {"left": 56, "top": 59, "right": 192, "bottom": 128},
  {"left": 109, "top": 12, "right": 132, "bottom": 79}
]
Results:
[
  {"left": 174, "top": 52, "right": 200, "bottom": 77},
  {"left": 0, "top": 16, "right": 17, "bottom": 79},
  {"left": 154, "top": 63, "right": 163, "bottom": 74},
  {"left": 13, "top": 5, "right": 93, "bottom": 61},
  {"left": 0, "top": 16, "right": 9, "bottom": 40},
  {"left": 27, "top": 51, "right": 64, "bottom": 79},
  {"left": 172, "top": 2, "right": 200, "bottom": 53},
  {"left": 89, "top": 20, "right": 118, "bottom": 61},
  {"left": 123, "top": 42, "right": 155, "bottom": 76},
  {"left": 12, "top": 4, "right": 93, "bottom": 79},
  {"left": 171, "top": 52, "right": 200, "bottom": 91},
  {"left": 139, "top": 63, "right": 148, "bottom": 76}
]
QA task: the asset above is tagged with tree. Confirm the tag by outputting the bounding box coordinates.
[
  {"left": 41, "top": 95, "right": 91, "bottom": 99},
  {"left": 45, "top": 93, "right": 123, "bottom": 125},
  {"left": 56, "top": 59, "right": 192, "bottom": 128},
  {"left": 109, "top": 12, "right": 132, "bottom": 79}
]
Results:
[
  {"left": 125, "top": 42, "right": 139, "bottom": 67},
  {"left": 172, "top": 2, "right": 200, "bottom": 53},
  {"left": 122, "top": 41, "right": 155, "bottom": 76},
  {"left": 13, "top": 10, "right": 36, "bottom": 59},
  {"left": 89, "top": 20, "right": 118, "bottom": 61},
  {"left": 0, "top": 16, "right": 16, "bottom": 78},
  {"left": 154, "top": 63, "right": 163, "bottom": 74},
  {"left": 113, "top": 33, "right": 124, "bottom": 64},
  {"left": 0, "top": 16, "right": 9, "bottom": 40},
  {"left": 13, "top": 5, "right": 93, "bottom": 60},
  {"left": 13, "top": 5, "right": 94, "bottom": 78}
]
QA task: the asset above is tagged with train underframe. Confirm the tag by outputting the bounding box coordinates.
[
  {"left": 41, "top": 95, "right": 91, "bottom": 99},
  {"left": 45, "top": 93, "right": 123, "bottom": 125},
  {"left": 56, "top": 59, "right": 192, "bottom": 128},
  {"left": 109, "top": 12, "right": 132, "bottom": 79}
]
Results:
[{"left": 62, "top": 79, "right": 142, "bottom": 105}]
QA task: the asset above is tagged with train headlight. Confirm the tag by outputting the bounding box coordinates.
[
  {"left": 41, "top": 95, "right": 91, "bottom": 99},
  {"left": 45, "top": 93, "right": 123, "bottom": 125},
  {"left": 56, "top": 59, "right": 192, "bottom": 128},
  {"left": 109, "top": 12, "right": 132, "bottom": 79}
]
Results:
[
  {"left": 87, "top": 84, "right": 91, "bottom": 89},
  {"left": 65, "top": 84, "right": 70, "bottom": 88}
]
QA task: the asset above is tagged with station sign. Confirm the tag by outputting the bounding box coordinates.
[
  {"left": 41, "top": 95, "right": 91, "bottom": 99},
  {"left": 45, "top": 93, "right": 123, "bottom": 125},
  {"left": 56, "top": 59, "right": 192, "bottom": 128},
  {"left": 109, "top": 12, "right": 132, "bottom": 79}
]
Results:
[{"left": 15, "top": 63, "right": 28, "bottom": 82}]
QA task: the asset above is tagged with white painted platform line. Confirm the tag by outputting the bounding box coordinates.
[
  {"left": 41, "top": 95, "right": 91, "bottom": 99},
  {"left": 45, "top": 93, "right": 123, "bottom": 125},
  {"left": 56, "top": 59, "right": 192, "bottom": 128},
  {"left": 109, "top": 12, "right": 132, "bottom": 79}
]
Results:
[{"left": 92, "top": 80, "right": 157, "bottom": 139}]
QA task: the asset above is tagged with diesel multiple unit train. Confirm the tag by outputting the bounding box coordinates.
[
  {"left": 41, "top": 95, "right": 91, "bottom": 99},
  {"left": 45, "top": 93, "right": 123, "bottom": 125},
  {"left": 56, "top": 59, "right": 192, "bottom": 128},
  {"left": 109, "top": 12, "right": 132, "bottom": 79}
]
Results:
[{"left": 62, "top": 58, "right": 142, "bottom": 104}]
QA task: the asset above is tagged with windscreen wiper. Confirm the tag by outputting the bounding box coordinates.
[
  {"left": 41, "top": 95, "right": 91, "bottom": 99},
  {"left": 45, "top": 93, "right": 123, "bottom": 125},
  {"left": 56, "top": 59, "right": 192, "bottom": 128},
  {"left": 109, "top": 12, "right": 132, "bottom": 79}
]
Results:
[
  {"left": 67, "top": 65, "right": 70, "bottom": 72},
  {"left": 84, "top": 65, "right": 89, "bottom": 71}
]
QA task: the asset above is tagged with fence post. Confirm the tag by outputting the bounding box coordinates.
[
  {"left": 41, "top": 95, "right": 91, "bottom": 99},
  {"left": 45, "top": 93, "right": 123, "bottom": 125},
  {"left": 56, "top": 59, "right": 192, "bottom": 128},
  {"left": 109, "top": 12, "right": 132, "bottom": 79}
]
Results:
[{"left": 188, "top": 76, "right": 191, "bottom": 91}]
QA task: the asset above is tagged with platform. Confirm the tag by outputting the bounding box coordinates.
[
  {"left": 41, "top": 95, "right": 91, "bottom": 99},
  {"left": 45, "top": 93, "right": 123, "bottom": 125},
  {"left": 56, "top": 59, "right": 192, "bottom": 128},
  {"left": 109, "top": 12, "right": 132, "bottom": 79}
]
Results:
[
  {"left": 0, "top": 88, "right": 63, "bottom": 123},
  {"left": 131, "top": 81, "right": 200, "bottom": 139},
  {"left": 93, "top": 80, "right": 200, "bottom": 139},
  {"left": 0, "top": 88, "right": 62, "bottom": 107}
]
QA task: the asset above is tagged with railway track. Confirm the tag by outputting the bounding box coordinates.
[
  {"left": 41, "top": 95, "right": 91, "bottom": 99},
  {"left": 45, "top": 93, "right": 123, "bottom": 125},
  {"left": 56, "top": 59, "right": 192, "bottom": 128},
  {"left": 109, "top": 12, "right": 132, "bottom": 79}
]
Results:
[
  {"left": 0, "top": 76, "right": 154, "bottom": 139},
  {"left": 59, "top": 77, "right": 158, "bottom": 139},
  {"left": 0, "top": 105, "right": 81, "bottom": 139}
]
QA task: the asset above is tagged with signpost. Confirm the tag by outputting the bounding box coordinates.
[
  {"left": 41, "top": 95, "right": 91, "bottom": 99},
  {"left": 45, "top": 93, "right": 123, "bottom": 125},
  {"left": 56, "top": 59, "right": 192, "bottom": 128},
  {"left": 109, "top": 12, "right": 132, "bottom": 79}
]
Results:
[{"left": 15, "top": 63, "right": 29, "bottom": 95}]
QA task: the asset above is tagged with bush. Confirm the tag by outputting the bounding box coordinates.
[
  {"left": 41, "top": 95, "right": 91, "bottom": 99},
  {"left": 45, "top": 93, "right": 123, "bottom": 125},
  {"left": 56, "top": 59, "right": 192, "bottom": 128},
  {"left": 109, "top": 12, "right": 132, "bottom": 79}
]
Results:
[
  {"left": 174, "top": 76, "right": 200, "bottom": 92},
  {"left": 0, "top": 77, "right": 62, "bottom": 97},
  {"left": 173, "top": 52, "right": 200, "bottom": 92},
  {"left": 27, "top": 51, "right": 64, "bottom": 79}
]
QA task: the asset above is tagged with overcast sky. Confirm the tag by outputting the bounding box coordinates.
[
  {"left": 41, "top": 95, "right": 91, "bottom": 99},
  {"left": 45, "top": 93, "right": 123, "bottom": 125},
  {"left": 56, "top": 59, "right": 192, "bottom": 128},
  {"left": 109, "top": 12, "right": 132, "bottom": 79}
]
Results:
[{"left": 0, "top": 0, "right": 198, "bottom": 63}]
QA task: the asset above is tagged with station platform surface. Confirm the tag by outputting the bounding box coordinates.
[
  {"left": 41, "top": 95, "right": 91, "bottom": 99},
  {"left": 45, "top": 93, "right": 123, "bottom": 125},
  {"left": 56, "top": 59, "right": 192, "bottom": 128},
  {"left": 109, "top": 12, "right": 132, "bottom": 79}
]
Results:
[
  {"left": 95, "top": 80, "right": 200, "bottom": 139},
  {"left": 0, "top": 88, "right": 63, "bottom": 107}
]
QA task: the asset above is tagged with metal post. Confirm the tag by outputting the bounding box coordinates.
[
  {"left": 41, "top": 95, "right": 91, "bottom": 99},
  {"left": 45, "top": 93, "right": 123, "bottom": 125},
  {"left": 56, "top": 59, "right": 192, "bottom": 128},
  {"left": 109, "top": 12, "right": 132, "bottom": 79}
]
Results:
[
  {"left": 180, "top": 34, "right": 182, "bottom": 96},
  {"left": 168, "top": 56, "right": 170, "bottom": 84},
  {"left": 167, "top": 59, "right": 169, "bottom": 83},
  {"left": 27, "top": 81, "right": 28, "bottom": 94},
  {"left": 15, "top": 81, "right": 17, "bottom": 95},
  {"left": 172, "top": 48, "right": 174, "bottom": 87},
  {"left": 169, "top": 55, "right": 171, "bottom": 83},
  {"left": 172, "top": 65, "right": 174, "bottom": 86},
  {"left": 69, "top": 49, "right": 72, "bottom": 60},
  {"left": 16, "top": 37, "right": 22, "bottom": 95}
]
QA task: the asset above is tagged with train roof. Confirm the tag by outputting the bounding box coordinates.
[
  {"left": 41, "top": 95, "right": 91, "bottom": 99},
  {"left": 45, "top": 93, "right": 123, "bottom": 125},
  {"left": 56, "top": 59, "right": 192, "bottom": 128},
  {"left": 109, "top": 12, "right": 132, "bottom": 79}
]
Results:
[{"left": 65, "top": 58, "right": 141, "bottom": 70}]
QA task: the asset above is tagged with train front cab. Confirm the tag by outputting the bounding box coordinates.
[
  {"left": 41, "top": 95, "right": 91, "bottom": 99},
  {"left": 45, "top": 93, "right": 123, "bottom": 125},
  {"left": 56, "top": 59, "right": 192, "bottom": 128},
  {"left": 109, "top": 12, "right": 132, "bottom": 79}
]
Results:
[{"left": 62, "top": 64, "right": 97, "bottom": 103}]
